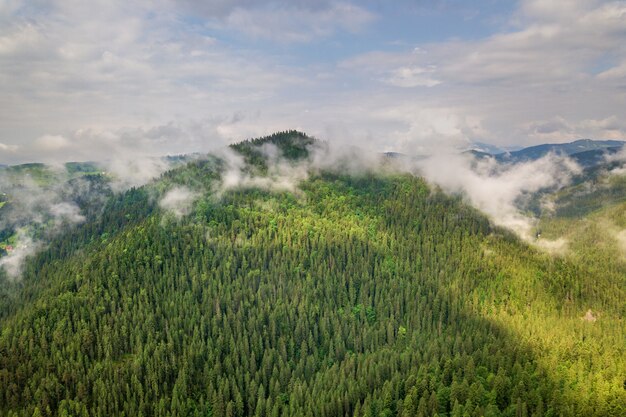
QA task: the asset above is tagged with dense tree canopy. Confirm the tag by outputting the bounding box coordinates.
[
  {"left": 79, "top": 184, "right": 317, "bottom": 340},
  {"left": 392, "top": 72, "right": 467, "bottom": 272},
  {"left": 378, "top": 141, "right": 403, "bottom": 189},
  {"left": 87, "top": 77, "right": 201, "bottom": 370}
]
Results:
[{"left": 0, "top": 133, "right": 624, "bottom": 416}]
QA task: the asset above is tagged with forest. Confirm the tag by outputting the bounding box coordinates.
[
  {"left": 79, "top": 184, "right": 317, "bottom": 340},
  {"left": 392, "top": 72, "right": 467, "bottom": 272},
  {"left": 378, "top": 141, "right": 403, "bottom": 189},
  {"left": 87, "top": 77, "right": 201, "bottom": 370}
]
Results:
[{"left": 0, "top": 132, "right": 625, "bottom": 416}]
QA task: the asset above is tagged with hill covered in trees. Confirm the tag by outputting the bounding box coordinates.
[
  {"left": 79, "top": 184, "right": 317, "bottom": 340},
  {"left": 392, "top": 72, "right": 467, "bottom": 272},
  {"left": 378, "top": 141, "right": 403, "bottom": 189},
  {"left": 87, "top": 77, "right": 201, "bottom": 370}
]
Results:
[{"left": 0, "top": 132, "right": 625, "bottom": 417}]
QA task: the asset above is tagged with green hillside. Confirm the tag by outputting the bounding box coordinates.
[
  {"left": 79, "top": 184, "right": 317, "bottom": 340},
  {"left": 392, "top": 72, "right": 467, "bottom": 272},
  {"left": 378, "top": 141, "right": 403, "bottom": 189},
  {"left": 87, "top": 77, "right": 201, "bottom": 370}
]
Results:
[
  {"left": 0, "top": 162, "right": 111, "bottom": 256},
  {"left": 0, "top": 133, "right": 624, "bottom": 417}
]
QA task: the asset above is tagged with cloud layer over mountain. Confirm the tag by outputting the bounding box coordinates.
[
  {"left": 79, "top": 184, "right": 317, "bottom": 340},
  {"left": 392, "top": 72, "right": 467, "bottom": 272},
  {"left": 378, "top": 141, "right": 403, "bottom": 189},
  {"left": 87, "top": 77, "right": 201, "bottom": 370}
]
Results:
[{"left": 0, "top": 0, "right": 625, "bottom": 163}]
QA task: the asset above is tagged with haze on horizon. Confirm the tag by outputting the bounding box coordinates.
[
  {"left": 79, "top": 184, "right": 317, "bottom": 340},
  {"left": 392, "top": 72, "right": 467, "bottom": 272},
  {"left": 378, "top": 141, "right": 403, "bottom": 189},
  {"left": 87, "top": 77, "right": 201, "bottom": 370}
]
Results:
[{"left": 1, "top": 0, "right": 626, "bottom": 164}]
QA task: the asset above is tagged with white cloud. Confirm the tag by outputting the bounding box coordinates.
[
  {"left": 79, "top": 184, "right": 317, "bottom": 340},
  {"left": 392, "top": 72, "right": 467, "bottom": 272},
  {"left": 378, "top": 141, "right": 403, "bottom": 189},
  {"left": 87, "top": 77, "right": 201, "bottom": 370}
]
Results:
[
  {"left": 0, "top": 22, "right": 42, "bottom": 55},
  {"left": 334, "top": 0, "right": 626, "bottom": 148},
  {"left": 416, "top": 152, "right": 582, "bottom": 239},
  {"left": 598, "top": 60, "right": 626, "bottom": 80},
  {"left": 0, "top": 170, "right": 91, "bottom": 279},
  {"left": 49, "top": 202, "right": 86, "bottom": 226},
  {"left": 34, "top": 135, "right": 70, "bottom": 151},
  {"left": 221, "top": 2, "right": 374, "bottom": 42},
  {"left": 175, "top": 0, "right": 374, "bottom": 42},
  {"left": 0, "top": 0, "right": 626, "bottom": 163},
  {"left": 0, "top": 230, "right": 37, "bottom": 279},
  {"left": 159, "top": 186, "right": 199, "bottom": 218},
  {"left": 0, "top": 142, "right": 18, "bottom": 152},
  {"left": 213, "top": 144, "right": 312, "bottom": 196},
  {"left": 375, "top": 105, "right": 487, "bottom": 153},
  {"left": 410, "top": 1, "right": 626, "bottom": 87},
  {"left": 384, "top": 66, "right": 441, "bottom": 88},
  {"left": 5, "top": 115, "right": 250, "bottom": 162},
  {"left": 578, "top": 116, "right": 626, "bottom": 139},
  {"left": 441, "top": 0, "right": 626, "bottom": 86},
  {"left": 0, "top": 0, "right": 21, "bottom": 20},
  {"left": 523, "top": 115, "right": 626, "bottom": 143},
  {"left": 0, "top": 0, "right": 311, "bottom": 163}
]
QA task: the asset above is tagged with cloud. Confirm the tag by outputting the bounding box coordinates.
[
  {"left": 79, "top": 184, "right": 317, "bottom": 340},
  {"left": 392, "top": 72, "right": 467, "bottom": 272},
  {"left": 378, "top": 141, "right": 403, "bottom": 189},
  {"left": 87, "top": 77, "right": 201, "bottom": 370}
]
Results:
[
  {"left": 523, "top": 115, "right": 626, "bottom": 143},
  {"left": 221, "top": 2, "right": 374, "bottom": 43},
  {"left": 213, "top": 144, "right": 311, "bottom": 196},
  {"left": 104, "top": 156, "right": 171, "bottom": 191},
  {"left": 349, "top": 0, "right": 626, "bottom": 89},
  {"left": 333, "top": 0, "right": 626, "bottom": 149},
  {"left": 415, "top": 152, "right": 582, "bottom": 239},
  {"left": 210, "top": 138, "right": 394, "bottom": 201},
  {"left": 159, "top": 186, "right": 199, "bottom": 218},
  {"left": 34, "top": 135, "right": 71, "bottom": 151},
  {"left": 2, "top": 117, "right": 246, "bottom": 184},
  {"left": 0, "top": 21, "right": 42, "bottom": 56},
  {"left": 0, "top": 174, "right": 87, "bottom": 232},
  {"left": 384, "top": 66, "right": 441, "bottom": 88},
  {"left": 208, "top": 137, "right": 584, "bottom": 248},
  {"left": 438, "top": 0, "right": 626, "bottom": 86},
  {"left": 49, "top": 202, "right": 86, "bottom": 226},
  {"left": 0, "top": 170, "right": 92, "bottom": 279},
  {"left": 0, "top": 230, "right": 37, "bottom": 279},
  {"left": 578, "top": 116, "right": 626, "bottom": 139},
  {"left": 7, "top": 128, "right": 174, "bottom": 189},
  {"left": 527, "top": 117, "right": 571, "bottom": 136},
  {"left": 0, "top": 0, "right": 21, "bottom": 20},
  {"left": 1, "top": 0, "right": 626, "bottom": 164},
  {"left": 606, "top": 143, "right": 626, "bottom": 173},
  {"left": 597, "top": 59, "right": 626, "bottom": 80},
  {"left": 177, "top": 0, "right": 333, "bottom": 18},
  {"left": 375, "top": 106, "right": 487, "bottom": 153},
  {"left": 0, "top": 143, "right": 18, "bottom": 152},
  {"left": 0, "top": 0, "right": 310, "bottom": 162},
  {"left": 182, "top": 1, "right": 374, "bottom": 42}
]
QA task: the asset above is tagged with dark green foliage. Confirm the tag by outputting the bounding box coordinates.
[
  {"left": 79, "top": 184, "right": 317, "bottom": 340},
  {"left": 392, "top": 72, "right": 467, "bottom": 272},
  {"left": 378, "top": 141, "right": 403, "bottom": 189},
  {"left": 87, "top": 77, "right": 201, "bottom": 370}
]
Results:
[
  {"left": 0, "top": 146, "right": 624, "bottom": 416},
  {"left": 230, "top": 130, "right": 321, "bottom": 170},
  {"left": 64, "top": 162, "right": 102, "bottom": 176},
  {"left": 552, "top": 175, "right": 626, "bottom": 218}
]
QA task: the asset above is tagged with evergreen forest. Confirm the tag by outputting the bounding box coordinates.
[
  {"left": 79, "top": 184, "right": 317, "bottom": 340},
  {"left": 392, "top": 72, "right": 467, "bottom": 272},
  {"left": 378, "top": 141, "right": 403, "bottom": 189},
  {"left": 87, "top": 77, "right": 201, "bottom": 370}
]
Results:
[{"left": 0, "top": 132, "right": 625, "bottom": 417}]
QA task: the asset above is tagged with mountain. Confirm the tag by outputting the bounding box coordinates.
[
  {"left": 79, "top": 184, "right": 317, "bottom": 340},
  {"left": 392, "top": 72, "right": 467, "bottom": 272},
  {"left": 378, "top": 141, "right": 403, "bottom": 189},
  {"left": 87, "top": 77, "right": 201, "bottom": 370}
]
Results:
[
  {"left": 542, "top": 169, "right": 626, "bottom": 218},
  {"left": 464, "top": 149, "right": 493, "bottom": 159},
  {"left": 467, "top": 142, "right": 509, "bottom": 155},
  {"left": 0, "top": 161, "right": 113, "bottom": 259},
  {"left": 0, "top": 132, "right": 625, "bottom": 416},
  {"left": 495, "top": 138, "right": 625, "bottom": 165}
]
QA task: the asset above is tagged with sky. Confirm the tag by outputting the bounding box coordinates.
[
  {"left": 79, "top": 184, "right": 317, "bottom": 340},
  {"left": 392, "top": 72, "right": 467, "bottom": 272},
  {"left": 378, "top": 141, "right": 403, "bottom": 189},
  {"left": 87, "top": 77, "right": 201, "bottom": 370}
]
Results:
[{"left": 1, "top": 0, "right": 626, "bottom": 164}]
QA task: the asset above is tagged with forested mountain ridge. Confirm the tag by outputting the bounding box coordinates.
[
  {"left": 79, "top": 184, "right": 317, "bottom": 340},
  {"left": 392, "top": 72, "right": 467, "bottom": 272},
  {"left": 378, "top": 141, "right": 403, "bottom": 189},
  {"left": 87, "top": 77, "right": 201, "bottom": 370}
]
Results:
[
  {"left": 0, "top": 132, "right": 625, "bottom": 417},
  {"left": 493, "top": 139, "right": 624, "bottom": 167}
]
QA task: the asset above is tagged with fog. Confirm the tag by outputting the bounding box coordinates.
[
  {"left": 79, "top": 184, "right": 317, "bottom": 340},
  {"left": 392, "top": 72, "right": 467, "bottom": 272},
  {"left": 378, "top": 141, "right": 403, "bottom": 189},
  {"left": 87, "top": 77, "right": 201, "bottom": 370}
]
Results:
[
  {"left": 159, "top": 186, "right": 199, "bottom": 219},
  {"left": 0, "top": 230, "right": 37, "bottom": 278},
  {"left": 414, "top": 152, "right": 582, "bottom": 240},
  {"left": 1, "top": 132, "right": 617, "bottom": 279},
  {"left": 206, "top": 139, "right": 584, "bottom": 246},
  {"left": 0, "top": 172, "right": 88, "bottom": 278},
  {"left": 199, "top": 139, "right": 583, "bottom": 250},
  {"left": 214, "top": 145, "right": 310, "bottom": 196}
]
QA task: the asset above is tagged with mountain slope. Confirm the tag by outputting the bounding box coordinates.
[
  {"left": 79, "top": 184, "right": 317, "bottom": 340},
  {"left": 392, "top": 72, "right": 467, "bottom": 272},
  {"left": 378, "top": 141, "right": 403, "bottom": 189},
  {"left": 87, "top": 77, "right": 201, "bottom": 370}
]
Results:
[{"left": 0, "top": 133, "right": 625, "bottom": 417}]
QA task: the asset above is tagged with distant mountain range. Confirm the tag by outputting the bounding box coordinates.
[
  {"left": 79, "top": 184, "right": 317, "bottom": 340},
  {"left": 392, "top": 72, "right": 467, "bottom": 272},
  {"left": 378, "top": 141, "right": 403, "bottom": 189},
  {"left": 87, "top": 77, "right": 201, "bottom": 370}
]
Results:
[
  {"left": 470, "top": 139, "right": 625, "bottom": 167},
  {"left": 469, "top": 142, "right": 522, "bottom": 155},
  {"left": 2, "top": 139, "right": 624, "bottom": 173}
]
